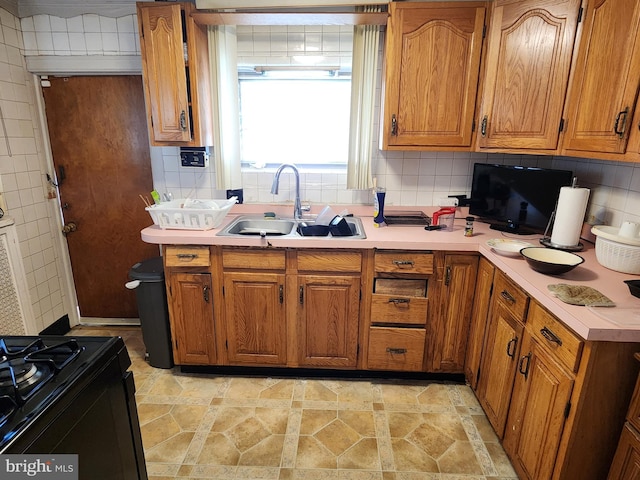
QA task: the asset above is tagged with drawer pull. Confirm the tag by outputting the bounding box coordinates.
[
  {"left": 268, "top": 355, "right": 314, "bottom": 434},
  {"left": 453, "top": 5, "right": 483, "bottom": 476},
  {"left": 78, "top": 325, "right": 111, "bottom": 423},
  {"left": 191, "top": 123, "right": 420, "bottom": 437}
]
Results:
[
  {"left": 386, "top": 347, "right": 407, "bottom": 355},
  {"left": 506, "top": 337, "right": 518, "bottom": 358},
  {"left": 177, "top": 253, "right": 198, "bottom": 260},
  {"left": 389, "top": 298, "right": 410, "bottom": 305},
  {"left": 392, "top": 260, "right": 415, "bottom": 268},
  {"left": 500, "top": 290, "right": 516, "bottom": 304},
  {"left": 540, "top": 326, "right": 563, "bottom": 346},
  {"left": 518, "top": 352, "right": 531, "bottom": 379}
]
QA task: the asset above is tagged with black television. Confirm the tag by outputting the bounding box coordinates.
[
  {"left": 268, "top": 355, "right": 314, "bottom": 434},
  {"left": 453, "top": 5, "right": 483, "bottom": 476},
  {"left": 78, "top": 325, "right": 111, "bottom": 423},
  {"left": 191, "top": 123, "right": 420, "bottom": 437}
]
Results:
[{"left": 469, "top": 163, "right": 574, "bottom": 235}]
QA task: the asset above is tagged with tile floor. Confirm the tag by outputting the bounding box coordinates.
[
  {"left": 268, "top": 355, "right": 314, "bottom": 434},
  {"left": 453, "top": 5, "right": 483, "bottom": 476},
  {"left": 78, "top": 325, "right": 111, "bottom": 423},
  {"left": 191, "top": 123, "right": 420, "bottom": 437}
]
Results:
[{"left": 71, "top": 326, "right": 518, "bottom": 480}]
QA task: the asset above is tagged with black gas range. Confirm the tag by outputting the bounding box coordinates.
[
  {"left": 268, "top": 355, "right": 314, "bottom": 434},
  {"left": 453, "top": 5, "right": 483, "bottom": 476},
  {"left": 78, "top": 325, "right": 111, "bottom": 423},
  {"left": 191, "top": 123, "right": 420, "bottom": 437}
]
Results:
[{"left": 0, "top": 335, "right": 147, "bottom": 479}]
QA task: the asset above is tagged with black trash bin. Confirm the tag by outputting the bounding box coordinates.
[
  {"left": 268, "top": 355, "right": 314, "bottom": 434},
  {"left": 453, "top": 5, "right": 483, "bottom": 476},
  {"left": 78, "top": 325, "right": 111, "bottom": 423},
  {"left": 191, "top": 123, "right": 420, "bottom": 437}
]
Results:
[{"left": 128, "top": 257, "right": 174, "bottom": 368}]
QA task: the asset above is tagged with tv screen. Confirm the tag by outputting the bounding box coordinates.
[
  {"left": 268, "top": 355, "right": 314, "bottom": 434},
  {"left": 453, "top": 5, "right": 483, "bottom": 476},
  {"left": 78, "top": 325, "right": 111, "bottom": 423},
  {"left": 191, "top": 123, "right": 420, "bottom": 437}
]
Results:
[{"left": 469, "top": 163, "right": 574, "bottom": 235}]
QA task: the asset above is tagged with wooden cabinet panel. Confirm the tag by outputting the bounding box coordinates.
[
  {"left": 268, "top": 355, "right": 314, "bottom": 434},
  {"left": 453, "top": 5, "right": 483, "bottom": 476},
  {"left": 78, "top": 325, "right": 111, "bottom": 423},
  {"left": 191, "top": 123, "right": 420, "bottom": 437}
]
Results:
[
  {"left": 504, "top": 333, "right": 574, "bottom": 480},
  {"left": 367, "top": 327, "right": 426, "bottom": 371},
  {"left": 165, "top": 245, "right": 211, "bottom": 267},
  {"left": 375, "top": 251, "right": 434, "bottom": 275},
  {"left": 223, "top": 271, "right": 286, "bottom": 365},
  {"left": 297, "top": 250, "right": 361, "bottom": 272},
  {"left": 493, "top": 270, "right": 529, "bottom": 322},
  {"left": 371, "top": 294, "right": 428, "bottom": 326},
  {"left": 563, "top": 0, "right": 640, "bottom": 154},
  {"left": 478, "top": 0, "right": 581, "bottom": 150},
  {"left": 477, "top": 301, "right": 524, "bottom": 437},
  {"left": 381, "top": 2, "right": 486, "bottom": 149},
  {"left": 297, "top": 275, "right": 360, "bottom": 368},
  {"left": 222, "top": 248, "right": 286, "bottom": 270},
  {"left": 166, "top": 272, "right": 216, "bottom": 365},
  {"left": 609, "top": 424, "right": 640, "bottom": 480}
]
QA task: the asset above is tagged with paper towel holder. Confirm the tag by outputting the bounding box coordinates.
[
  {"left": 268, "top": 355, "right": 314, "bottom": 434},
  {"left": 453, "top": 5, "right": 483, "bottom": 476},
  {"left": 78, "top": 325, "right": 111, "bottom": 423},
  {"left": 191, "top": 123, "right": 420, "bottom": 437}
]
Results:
[{"left": 539, "top": 177, "right": 585, "bottom": 251}]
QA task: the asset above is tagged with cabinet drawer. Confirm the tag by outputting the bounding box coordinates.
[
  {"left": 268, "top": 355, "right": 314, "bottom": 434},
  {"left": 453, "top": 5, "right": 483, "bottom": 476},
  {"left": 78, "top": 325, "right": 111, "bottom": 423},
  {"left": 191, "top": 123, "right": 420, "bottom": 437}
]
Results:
[
  {"left": 367, "top": 327, "right": 425, "bottom": 371},
  {"left": 494, "top": 270, "right": 529, "bottom": 322},
  {"left": 374, "top": 278, "right": 427, "bottom": 297},
  {"left": 222, "top": 249, "right": 286, "bottom": 270},
  {"left": 371, "top": 294, "right": 428, "bottom": 325},
  {"left": 297, "top": 250, "right": 362, "bottom": 272},
  {"left": 164, "top": 245, "right": 210, "bottom": 267},
  {"left": 528, "top": 302, "right": 583, "bottom": 373},
  {"left": 375, "top": 251, "right": 433, "bottom": 275}
]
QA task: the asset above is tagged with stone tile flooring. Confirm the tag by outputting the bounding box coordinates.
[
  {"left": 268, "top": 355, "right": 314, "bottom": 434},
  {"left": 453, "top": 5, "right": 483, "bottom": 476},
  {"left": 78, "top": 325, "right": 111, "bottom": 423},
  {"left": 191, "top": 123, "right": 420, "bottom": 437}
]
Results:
[{"left": 70, "top": 326, "right": 518, "bottom": 480}]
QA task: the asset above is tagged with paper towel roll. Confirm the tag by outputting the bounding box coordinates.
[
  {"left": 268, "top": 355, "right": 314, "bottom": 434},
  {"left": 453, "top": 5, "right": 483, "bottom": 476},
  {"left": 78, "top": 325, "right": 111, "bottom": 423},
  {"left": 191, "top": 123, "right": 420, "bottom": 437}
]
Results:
[{"left": 550, "top": 186, "right": 590, "bottom": 247}]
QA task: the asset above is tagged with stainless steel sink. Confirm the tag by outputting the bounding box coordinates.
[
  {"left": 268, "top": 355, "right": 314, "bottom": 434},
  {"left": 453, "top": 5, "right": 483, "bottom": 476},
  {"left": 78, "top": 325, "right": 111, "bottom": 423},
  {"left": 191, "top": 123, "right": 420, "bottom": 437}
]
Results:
[{"left": 217, "top": 215, "right": 366, "bottom": 239}]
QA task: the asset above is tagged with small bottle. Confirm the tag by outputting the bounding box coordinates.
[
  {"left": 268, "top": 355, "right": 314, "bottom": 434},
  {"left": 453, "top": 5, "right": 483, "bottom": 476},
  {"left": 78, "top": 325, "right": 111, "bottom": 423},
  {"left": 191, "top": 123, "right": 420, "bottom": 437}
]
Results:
[
  {"left": 373, "top": 187, "right": 386, "bottom": 227},
  {"left": 465, "top": 216, "right": 475, "bottom": 237}
]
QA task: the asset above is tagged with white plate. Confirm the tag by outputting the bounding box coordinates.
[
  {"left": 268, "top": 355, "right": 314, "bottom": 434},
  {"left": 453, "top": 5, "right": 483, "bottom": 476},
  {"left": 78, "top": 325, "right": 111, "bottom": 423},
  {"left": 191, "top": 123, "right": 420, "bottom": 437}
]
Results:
[{"left": 486, "top": 238, "right": 535, "bottom": 256}]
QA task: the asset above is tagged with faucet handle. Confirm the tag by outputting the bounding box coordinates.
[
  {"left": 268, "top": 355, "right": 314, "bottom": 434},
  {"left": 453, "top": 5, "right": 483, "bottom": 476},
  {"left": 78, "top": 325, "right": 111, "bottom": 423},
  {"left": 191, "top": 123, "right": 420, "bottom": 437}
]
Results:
[{"left": 301, "top": 204, "right": 311, "bottom": 212}]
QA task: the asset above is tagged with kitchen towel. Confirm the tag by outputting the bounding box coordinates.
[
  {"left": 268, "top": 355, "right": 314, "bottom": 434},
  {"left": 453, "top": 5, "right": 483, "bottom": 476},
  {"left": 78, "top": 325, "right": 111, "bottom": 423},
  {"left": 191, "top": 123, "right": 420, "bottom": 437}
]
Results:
[
  {"left": 550, "top": 186, "right": 590, "bottom": 247},
  {"left": 548, "top": 284, "right": 615, "bottom": 307}
]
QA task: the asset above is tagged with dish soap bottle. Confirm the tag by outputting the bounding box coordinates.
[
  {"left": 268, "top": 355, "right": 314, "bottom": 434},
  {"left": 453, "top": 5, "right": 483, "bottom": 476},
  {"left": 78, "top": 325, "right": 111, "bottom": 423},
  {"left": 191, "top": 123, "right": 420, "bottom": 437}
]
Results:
[{"left": 374, "top": 187, "right": 386, "bottom": 227}]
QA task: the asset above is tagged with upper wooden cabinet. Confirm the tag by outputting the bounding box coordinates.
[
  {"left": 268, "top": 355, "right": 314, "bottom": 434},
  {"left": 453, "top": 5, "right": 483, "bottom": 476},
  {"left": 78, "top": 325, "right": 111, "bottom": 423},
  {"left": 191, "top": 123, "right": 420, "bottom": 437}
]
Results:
[
  {"left": 477, "top": 0, "right": 581, "bottom": 151},
  {"left": 137, "top": 2, "right": 213, "bottom": 146},
  {"left": 562, "top": 0, "right": 640, "bottom": 156},
  {"left": 381, "top": 2, "right": 486, "bottom": 150}
]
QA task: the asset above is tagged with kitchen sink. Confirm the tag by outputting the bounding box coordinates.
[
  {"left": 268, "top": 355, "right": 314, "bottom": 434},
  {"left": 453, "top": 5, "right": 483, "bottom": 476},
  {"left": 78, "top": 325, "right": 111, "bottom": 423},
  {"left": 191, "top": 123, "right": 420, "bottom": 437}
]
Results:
[{"left": 217, "top": 215, "right": 366, "bottom": 239}]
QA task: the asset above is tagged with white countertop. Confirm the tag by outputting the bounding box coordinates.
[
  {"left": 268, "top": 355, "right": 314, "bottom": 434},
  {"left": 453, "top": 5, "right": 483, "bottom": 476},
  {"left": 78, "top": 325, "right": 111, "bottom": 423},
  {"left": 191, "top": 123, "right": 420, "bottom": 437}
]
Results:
[{"left": 140, "top": 204, "right": 640, "bottom": 343}]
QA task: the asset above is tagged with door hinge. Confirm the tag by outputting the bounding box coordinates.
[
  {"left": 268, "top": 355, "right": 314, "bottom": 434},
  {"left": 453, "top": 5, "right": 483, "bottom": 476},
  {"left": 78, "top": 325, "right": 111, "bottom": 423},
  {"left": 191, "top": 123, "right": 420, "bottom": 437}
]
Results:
[
  {"left": 559, "top": 118, "right": 565, "bottom": 132},
  {"left": 225, "top": 340, "right": 228, "bottom": 350},
  {"left": 475, "top": 369, "right": 481, "bottom": 385},
  {"left": 482, "top": 24, "right": 486, "bottom": 39},
  {"left": 564, "top": 401, "right": 571, "bottom": 418},
  {"left": 472, "top": 119, "right": 476, "bottom": 132},
  {"left": 222, "top": 286, "right": 225, "bottom": 297},
  {"left": 577, "top": 7, "right": 583, "bottom": 23}
]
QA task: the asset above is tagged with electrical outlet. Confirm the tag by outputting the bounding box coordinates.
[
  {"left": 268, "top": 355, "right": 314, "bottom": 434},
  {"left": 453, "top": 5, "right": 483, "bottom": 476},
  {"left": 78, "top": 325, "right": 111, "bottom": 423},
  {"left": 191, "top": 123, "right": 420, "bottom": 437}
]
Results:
[{"left": 438, "top": 197, "right": 459, "bottom": 207}]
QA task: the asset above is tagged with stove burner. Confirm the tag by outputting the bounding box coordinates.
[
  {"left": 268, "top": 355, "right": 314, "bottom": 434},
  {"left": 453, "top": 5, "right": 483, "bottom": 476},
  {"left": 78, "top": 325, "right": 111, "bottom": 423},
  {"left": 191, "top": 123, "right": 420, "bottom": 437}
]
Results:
[{"left": 0, "top": 361, "right": 43, "bottom": 389}]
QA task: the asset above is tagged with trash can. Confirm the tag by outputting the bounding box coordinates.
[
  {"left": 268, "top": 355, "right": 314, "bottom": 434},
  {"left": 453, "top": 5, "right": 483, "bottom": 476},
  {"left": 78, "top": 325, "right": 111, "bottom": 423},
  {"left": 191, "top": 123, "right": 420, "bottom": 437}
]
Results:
[{"left": 127, "top": 257, "right": 174, "bottom": 368}]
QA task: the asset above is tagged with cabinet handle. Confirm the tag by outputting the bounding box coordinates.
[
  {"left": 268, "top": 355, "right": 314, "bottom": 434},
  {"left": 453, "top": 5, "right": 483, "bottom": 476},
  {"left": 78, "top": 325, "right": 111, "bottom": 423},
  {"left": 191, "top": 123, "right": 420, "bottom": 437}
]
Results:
[
  {"left": 506, "top": 337, "right": 518, "bottom": 358},
  {"left": 392, "top": 260, "right": 414, "bottom": 268},
  {"left": 180, "top": 110, "right": 187, "bottom": 131},
  {"left": 481, "top": 115, "right": 487, "bottom": 137},
  {"left": 614, "top": 107, "right": 629, "bottom": 137},
  {"left": 177, "top": 253, "right": 197, "bottom": 260},
  {"left": 444, "top": 265, "right": 451, "bottom": 286},
  {"left": 391, "top": 114, "right": 397, "bottom": 136},
  {"left": 540, "top": 326, "right": 562, "bottom": 346},
  {"left": 386, "top": 347, "right": 407, "bottom": 355},
  {"left": 389, "top": 298, "right": 410, "bottom": 304},
  {"left": 203, "top": 285, "right": 210, "bottom": 303},
  {"left": 518, "top": 352, "right": 531, "bottom": 379},
  {"left": 500, "top": 290, "right": 516, "bottom": 304},
  {"left": 298, "top": 286, "right": 303, "bottom": 305}
]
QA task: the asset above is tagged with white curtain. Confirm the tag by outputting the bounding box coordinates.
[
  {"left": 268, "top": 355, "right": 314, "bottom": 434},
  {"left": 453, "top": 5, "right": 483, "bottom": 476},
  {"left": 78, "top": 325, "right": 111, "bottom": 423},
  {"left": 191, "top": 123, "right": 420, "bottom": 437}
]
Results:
[
  {"left": 208, "top": 26, "right": 243, "bottom": 190},
  {"left": 346, "top": 7, "right": 381, "bottom": 190}
]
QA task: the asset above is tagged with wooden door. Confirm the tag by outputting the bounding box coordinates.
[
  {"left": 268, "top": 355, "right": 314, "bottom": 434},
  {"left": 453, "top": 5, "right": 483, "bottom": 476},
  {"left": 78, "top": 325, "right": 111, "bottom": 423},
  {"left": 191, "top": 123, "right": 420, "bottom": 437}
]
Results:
[
  {"left": 43, "top": 76, "right": 157, "bottom": 319},
  {"left": 563, "top": 0, "right": 640, "bottom": 154},
  {"left": 382, "top": 2, "right": 486, "bottom": 149},
  {"left": 428, "top": 254, "right": 478, "bottom": 373},
  {"left": 297, "top": 275, "right": 360, "bottom": 368},
  {"left": 504, "top": 333, "right": 574, "bottom": 480},
  {"left": 609, "top": 425, "right": 640, "bottom": 480},
  {"left": 223, "top": 271, "right": 287, "bottom": 365},
  {"left": 167, "top": 271, "right": 216, "bottom": 365},
  {"left": 476, "top": 302, "right": 524, "bottom": 438},
  {"left": 478, "top": 0, "right": 581, "bottom": 150}
]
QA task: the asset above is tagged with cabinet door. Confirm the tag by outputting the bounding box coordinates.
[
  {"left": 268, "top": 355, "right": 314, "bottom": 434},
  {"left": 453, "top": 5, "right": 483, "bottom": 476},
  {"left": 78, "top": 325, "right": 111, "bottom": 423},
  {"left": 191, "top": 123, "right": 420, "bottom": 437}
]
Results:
[
  {"left": 609, "top": 424, "right": 640, "bottom": 480},
  {"left": 478, "top": 0, "right": 581, "bottom": 150},
  {"left": 504, "top": 333, "right": 574, "bottom": 480},
  {"left": 465, "top": 257, "right": 495, "bottom": 389},
  {"left": 476, "top": 302, "right": 524, "bottom": 438},
  {"left": 429, "top": 254, "right": 478, "bottom": 373},
  {"left": 223, "top": 272, "right": 286, "bottom": 365},
  {"left": 138, "top": 3, "right": 191, "bottom": 143},
  {"left": 563, "top": 0, "right": 640, "bottom": 154},
  {"left": 298, "top": 275, "right": 360, "bottom": 368},
  {"left": 167, "top": 272, "right": 216, "bottom": 365},
  {"left": 382, "top": 2, "right": 486, "bottom": 149}
]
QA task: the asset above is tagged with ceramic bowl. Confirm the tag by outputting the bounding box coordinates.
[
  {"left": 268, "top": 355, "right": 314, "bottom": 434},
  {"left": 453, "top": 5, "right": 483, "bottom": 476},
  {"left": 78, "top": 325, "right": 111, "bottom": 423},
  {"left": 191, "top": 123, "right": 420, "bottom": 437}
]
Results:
[
  {"left": 625, "top": 279, "right": 640, "bottom": 299},
  {"left": 520, "top": 247, "right": 584, "bottom": 275}
]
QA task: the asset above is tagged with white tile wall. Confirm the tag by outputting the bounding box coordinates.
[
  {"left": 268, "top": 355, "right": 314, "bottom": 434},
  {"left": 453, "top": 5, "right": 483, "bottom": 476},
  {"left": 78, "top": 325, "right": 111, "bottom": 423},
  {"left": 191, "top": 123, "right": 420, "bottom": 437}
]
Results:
[{"left": 0, "top": 7, "right": 67, "bottom": 332}]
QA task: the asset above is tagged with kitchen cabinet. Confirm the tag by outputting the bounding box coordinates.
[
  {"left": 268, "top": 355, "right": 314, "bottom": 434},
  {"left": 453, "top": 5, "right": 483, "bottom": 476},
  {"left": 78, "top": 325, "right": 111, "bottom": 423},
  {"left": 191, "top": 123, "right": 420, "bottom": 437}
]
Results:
[
  {"left": 137, "top": 2, "right": 213, "bottom": 146},
  {"left": 562, "top": 0, "right": 640, "bottom": 156},
  {"left": 295, "top": 250, "right": 362, "bottom": 368},
  {"left": 222, "top": 249, "right": 287, "bottom": 366},
  {"left": 476, "top": 270, "right": 529, "bottom": 437},
  {"left": 164, "top": 245, "right": 216, "bottom": 365},
  {"left": 380, "top": 2, "right": 486, "bottom": 150},
  {"left": 428, "top": 253, "right": 479, "bottom": 373},
  {"left": 610, "top": 354, "right": 640, "bottom": 479},
  {"left": 464, "top": 256, "right": 495, "bottom": 389},
  {"left": 366, "top": 250, "right": 432, "bottom": 371},
  {"left": 477, "top": 0, "right": 581, "bottom": 151}
]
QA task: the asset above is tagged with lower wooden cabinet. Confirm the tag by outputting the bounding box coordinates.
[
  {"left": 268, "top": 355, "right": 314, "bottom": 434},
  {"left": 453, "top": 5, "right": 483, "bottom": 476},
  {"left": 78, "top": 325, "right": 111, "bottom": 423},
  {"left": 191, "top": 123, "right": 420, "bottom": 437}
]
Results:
[
  {"left": 609, "top": 425, "right": 640, "bottom": 479},
  {"left": 367, "top": 327, "right": 426, "bottom": 371}
]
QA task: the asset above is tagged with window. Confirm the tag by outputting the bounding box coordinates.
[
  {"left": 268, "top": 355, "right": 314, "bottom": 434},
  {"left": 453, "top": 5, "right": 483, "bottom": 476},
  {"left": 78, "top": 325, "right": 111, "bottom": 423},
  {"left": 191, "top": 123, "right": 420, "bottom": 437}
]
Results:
[{"left": 238, "top": 72, "right": 351, "bottom": 169}]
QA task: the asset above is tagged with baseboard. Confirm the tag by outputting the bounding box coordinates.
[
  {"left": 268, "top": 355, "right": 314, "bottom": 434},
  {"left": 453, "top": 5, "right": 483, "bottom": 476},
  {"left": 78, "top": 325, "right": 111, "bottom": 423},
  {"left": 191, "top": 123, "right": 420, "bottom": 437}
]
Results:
[
  {"left": 40, "top": 315, "right": 71, "bottom": 335},
  {"left": 79, "top": 317, "right": 141, "bottom": 327}
]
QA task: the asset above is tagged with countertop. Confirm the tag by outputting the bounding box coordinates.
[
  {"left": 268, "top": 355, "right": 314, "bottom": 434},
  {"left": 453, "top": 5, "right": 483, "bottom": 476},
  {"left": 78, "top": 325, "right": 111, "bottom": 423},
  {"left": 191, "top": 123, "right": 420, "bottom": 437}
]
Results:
[{"left": 141, "top": 204, "right": 640, "bottom": 343}]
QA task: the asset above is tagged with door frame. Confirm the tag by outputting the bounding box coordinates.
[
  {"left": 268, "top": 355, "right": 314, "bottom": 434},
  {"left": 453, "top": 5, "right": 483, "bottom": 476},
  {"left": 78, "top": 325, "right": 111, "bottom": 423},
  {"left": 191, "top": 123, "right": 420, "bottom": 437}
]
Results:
[{"left": 31, "top": 57, "right": 158, "bottom": 327}]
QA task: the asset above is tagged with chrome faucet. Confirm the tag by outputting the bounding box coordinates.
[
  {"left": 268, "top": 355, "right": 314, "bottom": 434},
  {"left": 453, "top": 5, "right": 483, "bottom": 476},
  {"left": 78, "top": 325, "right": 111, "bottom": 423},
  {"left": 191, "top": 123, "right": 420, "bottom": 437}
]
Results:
[{"left": 271, "top": 163, "right": 302, "bottom": 220}]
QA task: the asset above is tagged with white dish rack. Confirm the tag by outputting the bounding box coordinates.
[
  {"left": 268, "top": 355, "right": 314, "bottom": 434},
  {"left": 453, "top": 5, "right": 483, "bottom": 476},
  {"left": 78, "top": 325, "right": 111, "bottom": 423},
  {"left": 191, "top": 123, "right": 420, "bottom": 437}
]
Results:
[{"left": 146, "top": 197, "right": 237, "bottom": 230}]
